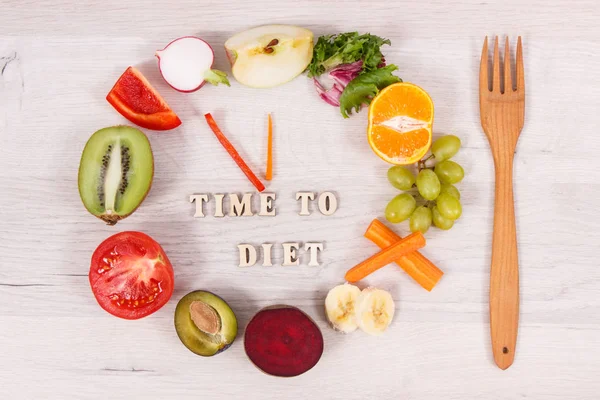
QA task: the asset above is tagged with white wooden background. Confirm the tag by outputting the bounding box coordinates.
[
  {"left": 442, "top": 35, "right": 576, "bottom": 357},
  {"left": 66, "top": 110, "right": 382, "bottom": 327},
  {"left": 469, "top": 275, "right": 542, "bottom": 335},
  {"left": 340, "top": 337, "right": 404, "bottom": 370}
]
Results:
[{"left": 1, "top": 0, "right": 600, "bottom": 399}]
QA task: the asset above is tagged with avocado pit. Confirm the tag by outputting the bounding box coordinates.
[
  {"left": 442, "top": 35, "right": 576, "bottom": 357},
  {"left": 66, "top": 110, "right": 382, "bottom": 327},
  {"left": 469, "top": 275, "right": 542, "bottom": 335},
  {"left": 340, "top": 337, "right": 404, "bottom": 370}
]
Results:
[{"left": 189, "top": 301, "right": 221, "bottom": 335}]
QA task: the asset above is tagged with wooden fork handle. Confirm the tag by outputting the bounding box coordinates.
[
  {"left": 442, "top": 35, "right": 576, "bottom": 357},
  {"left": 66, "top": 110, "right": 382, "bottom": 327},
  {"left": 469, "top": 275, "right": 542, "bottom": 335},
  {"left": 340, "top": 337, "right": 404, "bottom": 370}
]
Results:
[{"left": 490, "top": 157, "right": 520, "bottom": 370}]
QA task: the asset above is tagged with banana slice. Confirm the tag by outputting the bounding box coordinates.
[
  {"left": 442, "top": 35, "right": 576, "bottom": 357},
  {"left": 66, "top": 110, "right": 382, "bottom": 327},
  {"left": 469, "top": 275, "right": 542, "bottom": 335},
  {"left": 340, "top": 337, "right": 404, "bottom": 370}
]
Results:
[
  {"left": 355, "top": 288, "right": 395, "bottom": 336},
  {"left": 325, "top": 284, "right": 362, "bottom": 333}
]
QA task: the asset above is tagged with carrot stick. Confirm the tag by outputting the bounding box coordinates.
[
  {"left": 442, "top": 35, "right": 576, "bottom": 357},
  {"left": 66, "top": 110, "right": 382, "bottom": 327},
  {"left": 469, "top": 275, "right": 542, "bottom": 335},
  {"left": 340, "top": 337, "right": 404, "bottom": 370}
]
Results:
[
  {"left": 364, "top": 219, "right": 443, "bottom": 291},
  {"left": 266, "top": 113, "right": 273, "bottom": 181},
  {"left": 204, "top": 113, "right": 265, "bottom": 192},
  {"left": 345, "top": 231, "right": 426, "bottom": 283}
]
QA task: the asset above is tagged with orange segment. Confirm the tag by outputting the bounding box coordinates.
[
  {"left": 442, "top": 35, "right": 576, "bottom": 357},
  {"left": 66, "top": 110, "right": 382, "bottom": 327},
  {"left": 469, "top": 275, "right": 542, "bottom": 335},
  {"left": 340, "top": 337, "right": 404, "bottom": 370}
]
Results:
[{"left": 367, "top": 83, "right": 434, "bottom": 165}]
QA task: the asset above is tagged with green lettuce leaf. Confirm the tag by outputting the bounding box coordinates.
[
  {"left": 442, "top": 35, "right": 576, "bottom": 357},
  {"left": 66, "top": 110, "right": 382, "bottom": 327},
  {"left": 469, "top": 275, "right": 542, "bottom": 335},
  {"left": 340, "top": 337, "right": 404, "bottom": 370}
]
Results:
[
  {"left": 307, "top": 32, "right": 391, "bottom": 77},
  {"left": 339, "top": 65, "right": 402, "bottom": 118}
]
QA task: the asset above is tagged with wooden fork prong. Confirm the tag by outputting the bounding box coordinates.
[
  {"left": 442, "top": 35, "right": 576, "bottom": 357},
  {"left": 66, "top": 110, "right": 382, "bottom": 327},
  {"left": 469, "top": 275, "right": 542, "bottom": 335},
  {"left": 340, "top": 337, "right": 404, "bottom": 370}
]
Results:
[
  {"left": 516, "top": 36, "right": 524, "bottom": 91},
  {"left": 492, "top": 37, "right": 500, "bottom": 93},
  {"left": 480, "top": 36, "right": 489, "bottom": 92},
  {"left": 504, "top": 37, "right": 512, "bottom": 93}
]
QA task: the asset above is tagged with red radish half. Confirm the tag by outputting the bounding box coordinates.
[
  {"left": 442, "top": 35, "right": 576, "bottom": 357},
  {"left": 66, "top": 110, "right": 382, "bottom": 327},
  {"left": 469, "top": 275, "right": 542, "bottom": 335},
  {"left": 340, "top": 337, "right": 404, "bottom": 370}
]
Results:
[
  {"left": 244, "top": 306, "right": 324, "bottom": 377},
  {"left": 156, "top": 36, "right": 230, "bottom": 92}
]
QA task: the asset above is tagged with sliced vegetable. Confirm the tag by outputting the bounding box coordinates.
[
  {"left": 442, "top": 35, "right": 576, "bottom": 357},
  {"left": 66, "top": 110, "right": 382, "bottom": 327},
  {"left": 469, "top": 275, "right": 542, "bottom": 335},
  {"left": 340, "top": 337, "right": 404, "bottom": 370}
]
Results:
[
  {"left": 345, "top": 231, "right": 426, "bottom": 283},
  {"left": 106, "top": 67, "right": 181, "bottom": 130},
  {"left": 244, "top": 306, "right": 323, "bottom": 377},
  {"left": 89, "top": 231, "right": 174, "bottom": 319},
  {"left": 204, "top": 113, "right": 265, "bottom": 192},
  {"left": 364, "top": 219, "right": 443, "bottom": 291},
  {"left": 266, "top": 113, "right": 273, "bottom": 181},
  {"left": 156, "top": 36, "right": 229, "bottom": 92}
]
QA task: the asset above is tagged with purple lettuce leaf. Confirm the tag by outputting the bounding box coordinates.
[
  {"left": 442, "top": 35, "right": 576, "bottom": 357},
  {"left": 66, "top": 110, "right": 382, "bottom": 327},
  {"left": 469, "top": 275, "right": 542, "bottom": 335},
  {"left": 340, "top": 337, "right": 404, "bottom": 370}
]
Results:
[{"left": 313, "top": 61, "right": 364, "bottom": 107}]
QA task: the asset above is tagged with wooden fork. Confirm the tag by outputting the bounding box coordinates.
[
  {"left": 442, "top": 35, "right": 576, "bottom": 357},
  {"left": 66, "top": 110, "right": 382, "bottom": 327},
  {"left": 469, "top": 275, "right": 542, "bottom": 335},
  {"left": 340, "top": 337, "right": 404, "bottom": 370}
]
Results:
[{"left": 479, "top": 36, "right": 525, "bottom": 370}]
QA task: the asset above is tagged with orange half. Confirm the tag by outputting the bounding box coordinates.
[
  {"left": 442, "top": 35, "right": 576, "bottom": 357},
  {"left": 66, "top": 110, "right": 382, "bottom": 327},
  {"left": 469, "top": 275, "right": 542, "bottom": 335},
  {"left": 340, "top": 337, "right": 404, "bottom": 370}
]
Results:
[{"left": 367, "top": 83, "right": 434, "bottom": 165}]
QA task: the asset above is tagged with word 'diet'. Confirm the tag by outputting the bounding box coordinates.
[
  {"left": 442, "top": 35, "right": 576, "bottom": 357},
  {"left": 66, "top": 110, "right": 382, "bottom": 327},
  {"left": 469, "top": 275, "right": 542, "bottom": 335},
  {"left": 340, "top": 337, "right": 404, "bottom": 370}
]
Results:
[{"left": 238, "top": 243, "right": 324, "bottom": 267}]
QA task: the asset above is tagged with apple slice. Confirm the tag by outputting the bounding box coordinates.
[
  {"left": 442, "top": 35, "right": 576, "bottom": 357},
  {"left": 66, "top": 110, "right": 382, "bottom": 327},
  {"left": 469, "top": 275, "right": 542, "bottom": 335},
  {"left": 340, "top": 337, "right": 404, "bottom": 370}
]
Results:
[
  {"left": 156, "top": 36, "right": 230, "bottom": 92},
  {"left": 225, "top": 25, "right": 314, "bottom": 88}
]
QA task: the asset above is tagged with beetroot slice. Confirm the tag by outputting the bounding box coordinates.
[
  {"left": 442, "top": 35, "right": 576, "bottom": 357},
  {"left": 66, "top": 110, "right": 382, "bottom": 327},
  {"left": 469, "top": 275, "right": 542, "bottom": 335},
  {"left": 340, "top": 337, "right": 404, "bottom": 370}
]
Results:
[{"left": 244, "top": 306, "right": 324, "bottom": 377}]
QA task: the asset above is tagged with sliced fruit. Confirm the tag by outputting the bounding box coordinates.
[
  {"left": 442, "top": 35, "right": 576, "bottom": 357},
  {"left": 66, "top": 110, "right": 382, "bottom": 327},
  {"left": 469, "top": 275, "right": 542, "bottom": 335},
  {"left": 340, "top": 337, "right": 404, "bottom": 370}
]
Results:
[
  {"left": 156, "top": 37, "right": 229, "bottom": 92},
  {"left": 175, "top": 290, "right": 238, "bottom": 357},
  {"left": 78, "top": 126, "right": 153, "bottom": 225},
  {"left": 325, "top": 284, "right": 361, "bottom": 333},
  {"left": 244, "top": 306, "right": 323, "bottom": 377},
  {"left": 367, "top": 82, "right": 434, "bottom": 165},
  {"left": 225, "top": 25, "right": 314, "bottom": 88},
  {"left": 106, "top": 66, "right": 181, "bottom": 130},
  {"left": 89, "top": 231, "right": 174, "bottom": 320},
  {"left": 355, "top": 287, "right": 395, "bottom": 336}
]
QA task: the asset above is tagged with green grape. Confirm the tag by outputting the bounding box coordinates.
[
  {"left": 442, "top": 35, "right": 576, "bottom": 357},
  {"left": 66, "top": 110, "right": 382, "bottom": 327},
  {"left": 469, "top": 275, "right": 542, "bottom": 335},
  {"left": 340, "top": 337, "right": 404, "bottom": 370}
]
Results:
[
  {"left": 431, "top": 135, "right": 461, "bottom": 161},
  {"left": 385, "top": 193, "right": 417, "bottom": 223},
  {"left": 416, "top": 169, "right": 441, "bottom": 201},
  {"left": 435, "top": 160, "right": 464, "bottom": 184},
  {"left": 387, "top": 166, "right": 416, "bottom": 190},
  {"left": 410, "top": 206, "right": 433, "bottom": 233},
  {"left": 436, "top": 192, "right": 462, "bottom": 220},
  {"left": 432, "top": 206, "right": 454, "bottom": 230},
  {"left": 440, "top": 183, "right": 461, "bottom": 200}
]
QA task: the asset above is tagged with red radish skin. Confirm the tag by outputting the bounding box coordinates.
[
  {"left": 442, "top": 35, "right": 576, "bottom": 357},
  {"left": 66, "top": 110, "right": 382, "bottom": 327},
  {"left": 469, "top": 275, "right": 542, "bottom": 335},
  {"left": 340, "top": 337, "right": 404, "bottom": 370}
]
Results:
[
  {"left": 156, "top": 36, "right": 228, "bottom": 92},
  {"left": 244, "top": 306, "right": 324, "bottom": 377},
  {"left": 156, "top": 36, "right": 215, "bottom": 93}
]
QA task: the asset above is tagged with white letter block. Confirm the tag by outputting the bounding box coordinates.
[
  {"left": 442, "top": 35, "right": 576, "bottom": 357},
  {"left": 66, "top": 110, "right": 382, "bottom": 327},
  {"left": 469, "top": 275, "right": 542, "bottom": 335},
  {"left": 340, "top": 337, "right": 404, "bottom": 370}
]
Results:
[
  {"left": 258, "top": 193, "right": 276, "bottom": 216},
  {"left": 238, "top": 244, "right": 257, "bottom": 267},
  {"left": 318, "top": 192, "right": 338, "bottom": 216},
  {"left": 296, "top": 192, "right": 315, "bottom": 216},
  {"left": 282, "top": 242, "right": 300, "bottom": 266},
  {"left": 214, "top": 194, "right": 225, "bottom": 217},
  {"left": 189, "top": 194, "right": 209, "bottom": 217},
  {"left": 229, "top": 193, "right": 254, "bottom": 216},
  {"left": 261, "top": 243, "right": 273, "bottom": 266},
  {"left": 305, "top": 242, "right": 324, "bottom": 266}
]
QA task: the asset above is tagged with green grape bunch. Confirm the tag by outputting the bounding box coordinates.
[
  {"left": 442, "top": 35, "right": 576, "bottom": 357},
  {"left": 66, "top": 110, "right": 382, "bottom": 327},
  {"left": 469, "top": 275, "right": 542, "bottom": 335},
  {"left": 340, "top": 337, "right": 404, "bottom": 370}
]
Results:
[{"left": 384, "top": 134, "right": 464, "bottom": 234}]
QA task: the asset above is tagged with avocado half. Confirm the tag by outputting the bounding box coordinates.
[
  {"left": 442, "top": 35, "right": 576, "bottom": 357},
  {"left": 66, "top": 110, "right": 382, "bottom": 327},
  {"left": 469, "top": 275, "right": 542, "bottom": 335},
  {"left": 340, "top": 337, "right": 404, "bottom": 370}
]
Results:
[{"left": 174, "top": 290, "right": 238, "bottom": 357}]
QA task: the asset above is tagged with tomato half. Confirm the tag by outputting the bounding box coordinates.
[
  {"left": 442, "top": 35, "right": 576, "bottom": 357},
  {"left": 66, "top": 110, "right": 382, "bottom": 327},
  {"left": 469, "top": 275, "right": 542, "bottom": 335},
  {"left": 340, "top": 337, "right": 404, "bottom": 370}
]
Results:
[{"left": 89, "top": 231, "right": 175, "bottom": 320}]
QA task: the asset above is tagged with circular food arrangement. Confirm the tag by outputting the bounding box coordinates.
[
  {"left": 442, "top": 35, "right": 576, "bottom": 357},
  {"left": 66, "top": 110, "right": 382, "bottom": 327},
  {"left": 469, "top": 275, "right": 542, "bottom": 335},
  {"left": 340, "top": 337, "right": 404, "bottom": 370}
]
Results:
[{"left": 79, "top": 25, "right": 467, "bottom": 377}]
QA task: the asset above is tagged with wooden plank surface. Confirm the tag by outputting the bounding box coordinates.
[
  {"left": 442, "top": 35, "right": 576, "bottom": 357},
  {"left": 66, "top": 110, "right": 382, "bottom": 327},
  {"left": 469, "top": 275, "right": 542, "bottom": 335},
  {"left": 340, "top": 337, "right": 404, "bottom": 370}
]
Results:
[{"left": 1, "top": 0, "right": 599, "bottom": 399}]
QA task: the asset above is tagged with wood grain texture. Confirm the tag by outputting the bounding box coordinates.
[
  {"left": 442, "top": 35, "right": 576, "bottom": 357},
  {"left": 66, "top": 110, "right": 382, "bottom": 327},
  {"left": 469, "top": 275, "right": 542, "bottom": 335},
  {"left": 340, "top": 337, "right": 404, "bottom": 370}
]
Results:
[
  {"left": 2, "top": 0, "right": 600, "bottom": 399},
  {"left": 480, "top": 36, "right": 526, "bottom": 370}
]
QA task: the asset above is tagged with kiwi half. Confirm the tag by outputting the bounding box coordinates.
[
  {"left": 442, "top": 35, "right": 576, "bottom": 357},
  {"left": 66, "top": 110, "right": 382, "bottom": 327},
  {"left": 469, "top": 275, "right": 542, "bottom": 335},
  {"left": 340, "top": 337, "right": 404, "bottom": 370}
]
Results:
[{"left": 78, "top": 126, "right": 153, "bottom": 225}]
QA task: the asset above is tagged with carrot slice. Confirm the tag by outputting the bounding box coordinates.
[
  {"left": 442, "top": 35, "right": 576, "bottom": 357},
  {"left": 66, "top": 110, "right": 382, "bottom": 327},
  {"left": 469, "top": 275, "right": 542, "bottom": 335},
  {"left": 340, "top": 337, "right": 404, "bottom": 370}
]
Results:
[
  {"left": 345, "top": 231, "right": 426, "bottom": 283},
  {"left": 364, "top": 220, "right": 443, "bottom": 291},
  {"left": 204, "top": 113, "right": 265, "bottom": 192},
  {"left": 266, "top": 113, "right": 273, "bottom": 181}
]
